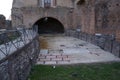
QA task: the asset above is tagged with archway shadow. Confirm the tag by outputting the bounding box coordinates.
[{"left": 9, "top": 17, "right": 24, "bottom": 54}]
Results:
[{"left": 33, "top": 17, "right": 64, "bottom": 34}]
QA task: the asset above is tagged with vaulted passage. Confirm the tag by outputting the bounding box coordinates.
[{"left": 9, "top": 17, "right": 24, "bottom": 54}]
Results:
[{"left": 33, "top": 17, "right": 64, "bottom": 34}]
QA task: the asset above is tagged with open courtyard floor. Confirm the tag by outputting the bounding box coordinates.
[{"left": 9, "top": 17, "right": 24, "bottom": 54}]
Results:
[{"left": 37, "top": 34, "right": 120, "bottom": 65}]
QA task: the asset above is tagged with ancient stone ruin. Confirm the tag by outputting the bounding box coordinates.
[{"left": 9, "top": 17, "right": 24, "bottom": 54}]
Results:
[
  {"left": 0, "top": 0, "right": 120, "bottom": 80},
  {"left": 12, "top": 0, "right": 120, "bottom": 40}
]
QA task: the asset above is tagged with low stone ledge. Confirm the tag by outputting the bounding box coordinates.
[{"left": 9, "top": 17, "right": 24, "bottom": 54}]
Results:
[{"left": 65, "top": 30, "right": 120, "bottom": 58}]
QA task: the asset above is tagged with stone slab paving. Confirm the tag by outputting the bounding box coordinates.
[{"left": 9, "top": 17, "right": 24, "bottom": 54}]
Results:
[{"left": 37, "top": 34, "right": 120, "bottom": 65}]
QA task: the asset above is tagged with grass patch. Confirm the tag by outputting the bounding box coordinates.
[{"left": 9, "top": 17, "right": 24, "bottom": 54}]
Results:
[{"left": 28, "top": 62, "right": 120, "bottom": 80}]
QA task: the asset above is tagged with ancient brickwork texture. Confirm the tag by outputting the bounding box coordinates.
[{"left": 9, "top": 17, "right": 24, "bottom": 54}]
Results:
[
  {"left": 12, "top": 0, "right": 72, "bottom": 8},
  {"left": 95, "top": 0, "right": 120, "bottom": 40},
  {"left": 0, "top": 36, "right": 40, "bottom": 80},
  {"left": 12, "top": 0, "right": 120, "bottom": 39},
  {"left": 75, "top": 0, "right": 96, "bottom": 34}
]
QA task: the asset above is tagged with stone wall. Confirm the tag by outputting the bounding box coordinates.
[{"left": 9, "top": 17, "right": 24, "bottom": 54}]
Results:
[
  {"left": 12, "top": 0, "right": 73, "bottom": 8},
  {"left": 73, "top": 0, "right": 120, "bottom": 40},
  {"left": 75, "top": 0, "right": 96, "bottom": 34},
  {"left": 12, "top": 0, "right": 120, "bottom": 39},
  {"left": 95, "top": 0, "right": 120, "bottom": 40},
  {"left": 65, "top": 30, "right": 120, "bottom": 58},
  {"left": 11, "top": 0, "right": 79, "bottom": 30},
  {"left": 0, "top": 36, "right": 40, "bottom": 80},
  {"left": 12, "top": 7, "right": 75, "bottom": 30}
]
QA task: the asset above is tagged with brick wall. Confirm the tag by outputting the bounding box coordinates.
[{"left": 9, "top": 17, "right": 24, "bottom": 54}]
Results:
[
  {"left": 12, "top": 0, "right": 73, "bottom": 8},
  {"left": 95, "top": 0, "right": 120, "bottom": 40},
  {"left": 73, "top": 0, "right": 95, "bottom": 34},
  {"left": 12, "top": 0, "right": 120, "bottom": 39},
  {"left": 75, "top": 0, "right": 120, "bottom": 40}
]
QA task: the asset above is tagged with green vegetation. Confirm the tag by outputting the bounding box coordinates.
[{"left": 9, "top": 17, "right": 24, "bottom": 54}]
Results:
[{"left": 28, "top": 62, "right": 120, "bottom": 80}]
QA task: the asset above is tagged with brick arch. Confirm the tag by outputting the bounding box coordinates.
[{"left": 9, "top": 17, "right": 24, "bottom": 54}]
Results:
[
  {"left": 33, "top": 16, "right": 65, "bottom": 28},
  {"left": 33, "top": 16, "right": 65, "bottom": 34},
  {"left": 29, "top": 14, "right": 67, "bottom": 28}
]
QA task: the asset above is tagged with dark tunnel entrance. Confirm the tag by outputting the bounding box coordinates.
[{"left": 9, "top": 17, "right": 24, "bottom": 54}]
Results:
[{"left": 33, "top": 17, "right": 64, "bottom": 34}]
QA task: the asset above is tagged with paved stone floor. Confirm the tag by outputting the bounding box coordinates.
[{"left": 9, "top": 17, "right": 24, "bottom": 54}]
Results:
[{"left": 37, "top": 34, "right": 120, "bottom": 65}]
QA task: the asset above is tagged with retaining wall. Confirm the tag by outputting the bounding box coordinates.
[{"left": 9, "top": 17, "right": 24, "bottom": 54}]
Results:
[
  {"left": 0, "top": 36, "right": 40, "bottom": 80},
  {"left": 65, "top": 30, "right": 120, "bottom": 57}
]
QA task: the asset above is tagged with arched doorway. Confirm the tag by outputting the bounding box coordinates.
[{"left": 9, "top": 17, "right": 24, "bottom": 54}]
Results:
[{"left": 33, "top": 17, "right": 64, "bottom": 34}]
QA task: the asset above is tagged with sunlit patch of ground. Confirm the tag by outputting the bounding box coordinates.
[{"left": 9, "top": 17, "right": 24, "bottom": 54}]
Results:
[
  {"left": 39, "top": 37, "right": 48, "bottom": 49},
  {"left": 37, "top": 34, "right": 120, "bottom": 65}
]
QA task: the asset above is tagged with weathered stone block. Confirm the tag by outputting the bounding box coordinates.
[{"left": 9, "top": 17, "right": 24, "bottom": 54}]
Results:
[
  {"left": 91, "top": 35, "right": 95, "bottom": 44},
  {"left": 78, "top": 32, "right": 82, "bottom": 39},
  {"left": 87, "top": 34, "right": 92, "bottom": 43},
  {"left": 112, "top": 41, "right": 120, "bottom": 57},
  {"left": 104, "top": 40, "right": 112, "bottom": 52},
  {"left": 104, "top": 35, "right": 115, "bottom": 52}
]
